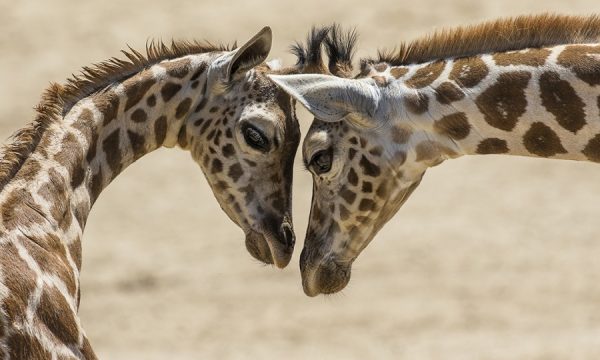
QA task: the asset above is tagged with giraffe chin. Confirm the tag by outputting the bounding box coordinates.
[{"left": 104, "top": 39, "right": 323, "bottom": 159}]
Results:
[
  {"left": 245, "top": 228, "right": 294, "bottom": 269},
  {"left": 300, "top": 249, "right": 352, "bottom": 297}
]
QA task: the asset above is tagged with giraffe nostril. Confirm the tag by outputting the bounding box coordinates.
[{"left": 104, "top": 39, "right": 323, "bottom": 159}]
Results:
[{"left": 280, "top": 222, "right": 295, "bottom": 248}]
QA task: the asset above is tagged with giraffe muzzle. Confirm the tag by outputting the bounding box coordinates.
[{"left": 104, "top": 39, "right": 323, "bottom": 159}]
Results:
[
  {"left": 244, "top": 220, "right": 295, "bottom": 269},
  {"left": 299, "top": 248, "right": 352, "bottom": 297}
]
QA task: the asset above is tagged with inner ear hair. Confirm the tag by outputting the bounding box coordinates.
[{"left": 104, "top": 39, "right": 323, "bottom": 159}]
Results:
[{"left": 228, "top": 27, "right": 272, "bottom": 80}]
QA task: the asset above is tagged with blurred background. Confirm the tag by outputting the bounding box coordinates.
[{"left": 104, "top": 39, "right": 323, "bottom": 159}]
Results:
[{"left": 2, "top": 1, "right": 600, "bottom": 358}]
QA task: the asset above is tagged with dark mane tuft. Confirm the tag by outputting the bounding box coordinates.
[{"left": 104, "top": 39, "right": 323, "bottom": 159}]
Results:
[
  {"left": 290, "top": 26, "right": 331, "bottom": 73},
  {"left": 324, "top": 24, "right": 358, "bottom": 77}
]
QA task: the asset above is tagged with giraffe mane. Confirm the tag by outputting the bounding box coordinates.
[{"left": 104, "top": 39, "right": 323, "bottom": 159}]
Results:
[
  {"left": 290, "top": 24, "right": 358, "bottom": 76},
  {"left": 0, "top": 39, "right": 234, "bottom": 191},
  {"left": 362, "top": 13, "right": 600, "bottom": 68}
]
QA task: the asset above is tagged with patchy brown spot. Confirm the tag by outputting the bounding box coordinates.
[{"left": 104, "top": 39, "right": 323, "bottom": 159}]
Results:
[
  {"left": 450, "top": 57, "right": 489, "bottom": 88},
  {"left": 475, "top": 71, "right": 531, "bottom": 131},
  {"left": 376, "top": 182, "right": 388, "bottom": 198},
  {"left": 557, "top": 45, "right": 600, "bottom": 86},
  {"left": 123, "top": 74, "right": 156, "bottom": 112},
  {"left": 199, "top": 119, "right": 212, "bottom": 135},
  {"left": 582, "top": 134, "right": 600, "bottom": 162},
  {"left": 71, "top": 163, "right": 85, "bottom": 189},
  {"left": 390, "top": 67, "right": 409, "bottom": 79},
  {"left": 362, "top": 181, "right": 373, "bottom": 193},
  {"left": 403, "top": 93, "right": 429, "bottom": 114},
  {"left": 147, "top": 94, "right": 156, "bottom": 107},
  {"left": 161, "top": 82, "right": 182, "bottom": 102},
  {"left": 127, "top": 130, "right": 146, "bottom": 159},
  {"left": 434, "top": 112, "right": 471, "bottom": 140},
  {"left": 373, "top": 63, "right": 388, "bottom": 72},
  {"left": 130, "top": 108, "right": 147, "bottom": 123},
  {"left": 69, "top": 238, "right": 83, "bottom": 271},
  {"left": 369, "top": 146, "right": 383, "bottom": 156},
  {"left": 7, "top": 332, "right": 50, "bottom": 360},
  {"left": 73, "top": 108, "right": 95, "bottom": 140},
  {"left": 176, "top": 97, "right": 192, "bottom": 119},
  {"left": 95, "top": 92, "right": 121, "bottom": 125},
  {"left": 347, "top": 167, "right": 359, "bottom": 186},
  {"left": 348, "top": 148, "right": 357, "bottom": 160},
  {"left": 405, "top": 61, "right": 445, "bottom": 88},
  {"left": 1, "top": 241, "right": 37, "bottom": 322},
  {"left": 211, "top": 158, "right": 223, "bottom": 173},
  {"left": 54, "top": 133, "right": 84, "bottom": 175},
  {"left": 372, "top": 76, "right": 389, "bottom": 87},
  {"left": 154, "top": 116, "right": 168, "bottom": 146},
  {"left": 493, "top": 48, "right": 551, "bottom": 66},
  {"left": 523, "top": 122, "right": 567, "bottom": 157},
  {"left": 340, "top": 185, "right": 357, "bottom": 204},
  {"left": 476, "top": 138, "right": 509, "bottom": 154},
  {"left": 359, "top": 155, "right": 381, "bottom": 177},
  {"left": 90, "top": 167, "right": 103, "bottom": 202},
  {"left": 103, "top": 129, "right": 122, "bottom": 175},
  {"left": 339, "top": 204, "right": 350, "bottom": 220},
  {"left": 163, "top": 58, "right": 191, "bottom": 78},
  {"left": 415, "top": 141, "right": 452, "bottom": 164},
  {"left": 435, "top": 82, "right": 465, "bottom": 104},
  {"left": 37, "top": 287, "right": 79, "bottom": 344},
  {"left": 228, "top": 163, "right": 243, "bottom": 182},
  {"left": 359, "top": 198, "right": 376, "bottom": 211},
  {"left": 195, "top": 98, "right": 208, "bottom": 113},
  {"left": 177, "top": 126, "right": 188, "bottom": 148},
  {"left": 222, "top": 144, "right": 235, "bottom": 158},
  {"left": 539, "top": 71, "right": 586, "bottom": 133},
  {"left": 2, "top": 189, "right": 45, "bottom": 230},
  {"left": 17, "top": 158, "right": 41, "bottom": 182},
  {"left": 391, "top": 126, "right": 412, "bottom": 144}
]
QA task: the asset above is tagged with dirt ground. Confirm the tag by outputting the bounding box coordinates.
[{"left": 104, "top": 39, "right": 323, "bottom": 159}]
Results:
[{"left": 2, "top": 1, "right": 600, "bottom": 359}]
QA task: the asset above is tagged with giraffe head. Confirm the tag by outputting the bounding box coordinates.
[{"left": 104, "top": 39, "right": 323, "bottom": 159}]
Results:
[
  {"left": 184, "top": 27, "right": 301, "bottom": 268},
  {"left": 269, "top": 27, "right": 444, "bottom": 293}
]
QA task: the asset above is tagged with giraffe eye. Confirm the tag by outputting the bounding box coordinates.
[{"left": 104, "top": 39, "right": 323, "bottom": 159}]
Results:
[
  {"left": 243, "top": 125, "right": 270, "bottom": 152},
  {"left": 310, "top": 149, "right": 332, "bottom": 174}
]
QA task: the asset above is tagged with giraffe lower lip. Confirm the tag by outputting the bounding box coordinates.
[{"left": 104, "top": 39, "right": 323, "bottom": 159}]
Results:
[{"left": 300, "top": 249, "right": 352, "bottom": 296}]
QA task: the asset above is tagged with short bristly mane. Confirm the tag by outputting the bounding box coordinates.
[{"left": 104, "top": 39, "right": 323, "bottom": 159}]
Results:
[
  {"left": 0, "top": 40, "right": 233, "bottom": 191},
  {"left": 365, "top": 14, "right": 600, "bottom": 67}
]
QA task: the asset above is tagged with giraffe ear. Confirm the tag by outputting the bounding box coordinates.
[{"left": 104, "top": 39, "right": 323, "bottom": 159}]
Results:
[
  {"left": 227, "top": 26, "right": 272, "bottom": 81},
  {"left": 268, "top": 74, "right": 381, "bottom": 127}
]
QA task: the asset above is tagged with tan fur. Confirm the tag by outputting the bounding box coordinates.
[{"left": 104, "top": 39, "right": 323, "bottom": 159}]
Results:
[{"left": 367, "top": 14, "right": 600, "bottom": 66}]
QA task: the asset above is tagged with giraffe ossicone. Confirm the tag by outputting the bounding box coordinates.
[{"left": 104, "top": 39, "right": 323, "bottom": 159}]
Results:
[
  {"left": 0, "top": 27, "right": 302, "bottom": 358},
  {"left": 271, "top": 14, "right": 600, "bottom": 296}
]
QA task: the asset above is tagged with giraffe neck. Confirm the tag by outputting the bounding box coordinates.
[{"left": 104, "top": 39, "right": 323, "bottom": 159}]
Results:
[
  {"left": 0, "top": 54, "right": 215, "bottom": 295},
  {"left": 389, "top": 43, "right": 600, "bottom": 164}
]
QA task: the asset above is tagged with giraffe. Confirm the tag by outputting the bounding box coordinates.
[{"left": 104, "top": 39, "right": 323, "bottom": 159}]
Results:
[
  {"left": 0, "top": 27, "right": 302, "bottom": 358},
  {"left": 270, "top": 14, "right": 600, "bottom": 296}
]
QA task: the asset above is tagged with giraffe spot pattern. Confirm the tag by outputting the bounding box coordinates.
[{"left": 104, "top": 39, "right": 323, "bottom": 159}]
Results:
[
  {"left": 177, "top": 126, "right": 188, "bottom": 148},
  {"left": 127, "top": 130, "right": 146, "bottom": 159},
  {"left": 228, "top": 164, "right": 244, "bottom": 182},
  {"left": 582, "top": 134, "right": 600, "bottom": 162},
  {"left": 391, "top": 126, "right": 412, "bottom": 144},
  {"left": 0, "top": 241, "right": 37, "bottom": 322},
  {"left": 435, "top": 82, "right": 465, "bottom": 104},
  {"left": 7, "top": 332, "right": 50, "bottom": 359},
  {"left": 2, "top": 189, "right": 45, "bottom": 230},
  {"left": 449, "top": 57, "right": 489, "bottom": 88},
  {"left": 146, "top": 94, "right": 156, "bottom": 107},
  {"left": 557, "top": 45, "right": 600, "bottom": 86},
  {"left": 403, "top": 93, "right": 429, "bottom": 114},
  {"left": 359, "top": 199, "right": 376, "bottom": 212},
  {"left": 90, "top": 167, "right": 103, "bottom": 203},
  {"left": 160, "top": 82, "right": 182, "bottom": 102},
  {"left": 476, "top": 138, "right": 509, "bottom": 154},
  {"left": 475, "top": 71, "right": 531, "bottom": 131},
  {"left": 37, "top": 286, "right": 80, "bottom": 345},
  {"left": 94, "top": 93, "right": 120, "bottom": 126},
  {"left": 163, "top": 58, "right": 191, "bottom": 79},
  {"left": 154, "top": 116, "right": 168, "bottom": 146},
  {"left": 211, "top": 158, "right": 223, "bottom": 173},
  {"left": 433, "top": 112, "right": 471, "bottom": 140},
  {"left": 493, "top": 48, "right": 551, "bottom": 66},
  {"left": 340, "top": 185, "right": 357, "bottom": 205},
  {"left": 347, "top": 168, "right": 359, "bottom": 186},
  {"left": 130, "top": 108, "right": 147, "bottom": 123},
  {"left": 359, "top": 155, "right": 381, "bottom": 177},
  {"left": 123, "top": 75, "right": 156, "bottom": 112},
  {"left": 102, "top": 129, "right": 122, "bottom": 175},
  {"left": 390, "top": 67, "right": 409, "bottom": 79},
  {"left": 175, "top": 97, "right": 192, "bottom": 119},
  {"left": 405, "top": 61, "right": 446, "bottom": 88},
  {"left": 523, "top": 122, "right": 567, "bottom": 157},
  {"left": 539, "top": 71, "right": 586, "bottom": 133}
]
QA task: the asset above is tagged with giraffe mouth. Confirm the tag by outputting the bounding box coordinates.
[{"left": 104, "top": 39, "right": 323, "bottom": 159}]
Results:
[
  {"left": 245, "top": 225, "right": 294, "bottom": 268},
  {"left": 299, "top": 248, "right": 352, "bottom": 297}
]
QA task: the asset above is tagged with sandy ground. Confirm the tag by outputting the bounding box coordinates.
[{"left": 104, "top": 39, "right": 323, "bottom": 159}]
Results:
[{"left": 2, "top": 1, "right": 600, "bottom": 359}]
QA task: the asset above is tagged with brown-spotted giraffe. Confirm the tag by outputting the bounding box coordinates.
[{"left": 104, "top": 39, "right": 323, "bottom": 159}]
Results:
[
  {"left": 0, "top": 27, "right": 302, "bottom": 358},
  {"left": 271, "top": 14, "right": 600, "bottom": 296}
]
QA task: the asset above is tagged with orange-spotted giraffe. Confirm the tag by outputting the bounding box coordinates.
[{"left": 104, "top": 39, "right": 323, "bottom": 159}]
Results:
[
  {"left": 271, "top": 15, "right": 600, "bottom": 296},
  {"left": 0, "top": 27, "right": 303, "bottom": 358}
]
